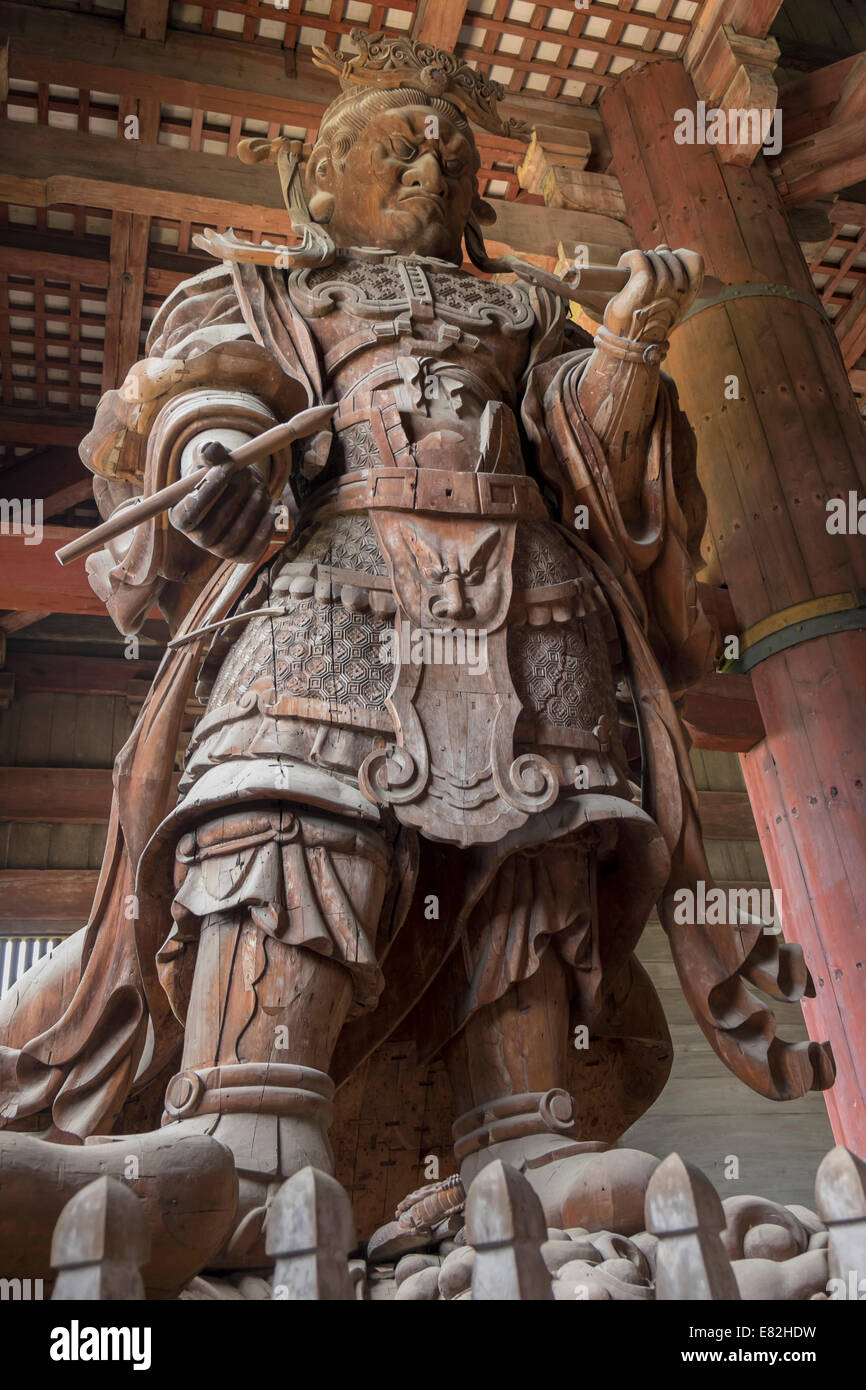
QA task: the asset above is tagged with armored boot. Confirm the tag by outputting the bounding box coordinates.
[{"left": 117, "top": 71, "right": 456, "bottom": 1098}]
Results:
[
  {"left": 445, "top": 951, "right": 659, "bottom": 1235},
  {"left": 453, "top": 1089, "right": 658, "bottom": 1235}
]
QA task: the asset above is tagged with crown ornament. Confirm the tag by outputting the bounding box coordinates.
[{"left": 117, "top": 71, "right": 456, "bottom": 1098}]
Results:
[{"left": 312, "top": 29, "right": 531, "bottom": 142}]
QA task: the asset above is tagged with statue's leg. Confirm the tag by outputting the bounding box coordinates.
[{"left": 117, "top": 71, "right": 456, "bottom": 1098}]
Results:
[
  {"left": 443, "top": 871, "right": 658, "bottom": 1235},
  {"left": 157, "top": 803, "right": 392, "bottom": 1262},
  {"left": 163, "top": 910, "right": 354, "bottom": 1228},
  {"left": 444, "top": 945, "right": 572, "bottom": 1117}
]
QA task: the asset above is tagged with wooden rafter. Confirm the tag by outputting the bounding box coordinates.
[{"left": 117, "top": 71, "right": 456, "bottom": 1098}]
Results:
[
  {"left": 124, "top": 0, "right": 170, "bottom": 43},
  {"left": 411, "top": 0, "right": 469, "bottom": 55},
  {"left": 101, "top": 211, "right": 150, "bottom": 395}
]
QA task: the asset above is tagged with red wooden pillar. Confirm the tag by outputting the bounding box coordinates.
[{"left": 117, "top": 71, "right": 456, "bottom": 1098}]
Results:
[{"left": 602, "top": 60, "right": 866, "bottom": 1153}]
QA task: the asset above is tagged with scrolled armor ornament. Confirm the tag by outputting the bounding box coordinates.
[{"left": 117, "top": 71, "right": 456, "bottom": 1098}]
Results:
[{"left": 0, "top": 31, "right": 834, "bottom": 1283}]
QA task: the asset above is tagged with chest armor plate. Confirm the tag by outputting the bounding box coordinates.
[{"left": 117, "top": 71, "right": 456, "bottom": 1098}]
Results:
[
  {"left": 289, "top": 251, "right": 534, "bottom": 337},
  {"left": 290, "top": 253, "right": 538, "bottom": 507}
]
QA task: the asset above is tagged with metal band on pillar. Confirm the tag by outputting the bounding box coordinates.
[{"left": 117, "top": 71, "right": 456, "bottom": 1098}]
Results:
[
  {"left": 682, "top": 282, "right": 829, "bottom": 325},
  {"left": 682, "top": 281, "right": 851, "bottom": 374},
  {"left": 723, "top": 592, "right": 866, "bottom": 674}
]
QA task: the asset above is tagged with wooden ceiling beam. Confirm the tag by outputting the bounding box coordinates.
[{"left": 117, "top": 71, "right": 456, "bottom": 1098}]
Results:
[
  {"left": 770, "top": 55, "right": 866, "bottom": 202},
  {"left": 0, "top": 767, "right": 115, "bottom": 822},
  {"left": 0, "top": 610, "right": 45, "bottom": 636},
  {"left": 0, "top": 242, "right": 110, "bottom": 287},
  {"left": 685, "top": 0, "right": 785, "bottom": 71},
  {"left": 0, "top": 121, "right": 634, "bottom": 263},
  {"left": 0, "top": 868, "right": 98, "bottom": 925},
  {"left": 681, "top": 671, "right": 765, "bottom": 753},
  {"left": 0, "top": 526, "right": 104, "bottom": 615},
  {"left": 835, "top": 291, "right": 866, "bottom": 371},
  {"left": 768, "top": 114, "right": 866, "bottom": 208},
  {"left": 778, "top": 50, "right": 866, "bottom": 144},
  {"left": 0, "top": 120, "right": 294, "bottom": 236},
  {"left": 0, "top": 448, "right": 84, "bottom": 500},
  {"left": 831, "top": 51, "right": 866, "bottom": 126},
  {"left": 2, "top": 651, "right": 160, "bottom": 697},
  {"left": 0, "top": 761, "right": 760, "bottom": 840},
  {"left": 0, "top": 227, "right": 207, "bottom": 285},
  {"left": 0, "top": 412, "right": 93, "bottom": 446},
  {"left": 0, "top": 765, "right": 180, "bottom": 821},
  {"left": 0, "top": 447, "right": 92, "bottom": 518}
]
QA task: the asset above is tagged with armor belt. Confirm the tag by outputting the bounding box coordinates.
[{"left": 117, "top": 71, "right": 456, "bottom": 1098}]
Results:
[{"left": 302, "top": 466, "right": 550, "bottom": 523}]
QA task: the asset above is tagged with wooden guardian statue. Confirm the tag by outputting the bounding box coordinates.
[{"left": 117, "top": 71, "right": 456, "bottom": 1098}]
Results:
[{"left": 0, "top": 31, "right": 833, "bottom": 1276}]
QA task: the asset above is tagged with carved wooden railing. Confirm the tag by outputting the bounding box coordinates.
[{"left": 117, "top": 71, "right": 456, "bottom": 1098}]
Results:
[{"left": 41, "top": 1145, "right": 866, "bottom": 1302}]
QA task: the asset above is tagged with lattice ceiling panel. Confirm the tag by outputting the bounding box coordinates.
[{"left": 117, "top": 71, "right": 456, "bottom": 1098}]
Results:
[
  {"left": 810, "top": 220, "right": 866, "bottom": 324},
  {"left": 169, "top": 0, "right": 416, "bottom": 46},
  {"left": 0, "top": 261, "right": 107, "bottom": 414},
  {"left": 810, "top": 208, "right": 866, "bottom": 418},
  {"left": 456, "top": 0, "right": 698, "bottom": 104},
  {"left": 157, "top": 0, "right": 700, "bottom": 107}
]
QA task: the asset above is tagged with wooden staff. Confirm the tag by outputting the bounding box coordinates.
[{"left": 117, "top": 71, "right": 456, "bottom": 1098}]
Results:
[
  {"left": 55, "top": 404, "right": 337, "bottom": 567},
  {"left": 572, "top": 265, "right": 724, "bottom": 298}
]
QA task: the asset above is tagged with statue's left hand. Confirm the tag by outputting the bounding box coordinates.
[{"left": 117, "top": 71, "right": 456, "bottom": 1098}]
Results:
[
  {"left": 168, "top": 432, "right": 274, "bottom": 563},
  {"left": 602, "top": 245, "right": 704, "bottom": 347}
]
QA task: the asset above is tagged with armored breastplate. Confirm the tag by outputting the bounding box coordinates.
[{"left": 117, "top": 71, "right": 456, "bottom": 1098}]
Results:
[{"left": 288, "top": 250, "right": 540, "bottom": 520}]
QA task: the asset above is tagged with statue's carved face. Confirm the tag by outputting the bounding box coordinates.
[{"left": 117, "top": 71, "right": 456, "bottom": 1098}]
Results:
[{"left": 310, "top": 104, "right": 478, "bottom": 262}]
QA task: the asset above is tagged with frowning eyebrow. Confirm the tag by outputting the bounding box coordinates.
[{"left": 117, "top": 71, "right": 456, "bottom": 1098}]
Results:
[{"left": 382, "top": 113, "right": 471, "bottom": 148}]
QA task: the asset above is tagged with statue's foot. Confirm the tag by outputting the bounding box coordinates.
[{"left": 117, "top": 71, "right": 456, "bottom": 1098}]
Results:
[
  {"left": 0, "top": 1123, "right": 237, "bottom": 1298},
  {"left": 158, "top": 1062, "right": 339, "bottom": 1268},
  {"left": 160, "top": 1111, "right": 336, "bottom": 1268},
  {"left": 454, "top": 1090, "right": 659, "bottom": 1234}
]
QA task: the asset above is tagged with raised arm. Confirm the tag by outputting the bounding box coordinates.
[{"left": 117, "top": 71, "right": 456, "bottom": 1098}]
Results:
[{"left": 576, "top": 246, "right": 703, "bottom": 524}]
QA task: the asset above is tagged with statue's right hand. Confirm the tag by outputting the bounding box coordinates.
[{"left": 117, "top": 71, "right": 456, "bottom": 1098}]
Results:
[{"left": 168, "top": 431, "right": 274, "bottom": 563}]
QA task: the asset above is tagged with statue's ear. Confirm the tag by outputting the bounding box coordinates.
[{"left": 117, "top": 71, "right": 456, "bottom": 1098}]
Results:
[
  {"left": 472, "top": 194, "right": 497, "bottom": 226},
  {"left": 308, "top": 189, "right": 335, "bottom": 223},
  {"left": 305, "top": 144, "right": 337, "bottom": 224}
]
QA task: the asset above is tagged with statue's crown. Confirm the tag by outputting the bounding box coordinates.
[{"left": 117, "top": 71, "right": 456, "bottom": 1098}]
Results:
[{"left": 312, "top": 29, "right": 530, "bottom": 142}]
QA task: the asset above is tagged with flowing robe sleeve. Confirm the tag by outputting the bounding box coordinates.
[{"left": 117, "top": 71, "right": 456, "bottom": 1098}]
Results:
[{"left": 79, "top": 264, "right": 309, "bottom": 636}]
